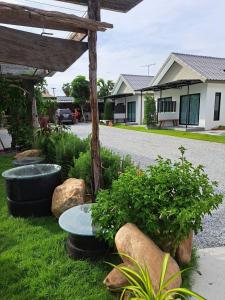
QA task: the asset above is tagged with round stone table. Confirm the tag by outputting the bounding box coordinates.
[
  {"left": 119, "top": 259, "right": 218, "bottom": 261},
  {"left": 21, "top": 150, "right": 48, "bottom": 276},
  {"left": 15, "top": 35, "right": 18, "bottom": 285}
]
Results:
[{"left": 59, "top": 203, "right": 108, "bottom": 259}]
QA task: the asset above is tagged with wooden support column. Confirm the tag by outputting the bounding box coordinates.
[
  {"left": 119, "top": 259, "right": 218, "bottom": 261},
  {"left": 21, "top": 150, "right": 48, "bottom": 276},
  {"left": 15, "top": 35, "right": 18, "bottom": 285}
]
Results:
[
  {"left": 23, "top": 80, "right": 34, "bottom": 127},
  {"left": 88, "top": 0, "right": 102, "bottom": 195},
  {"left": 23, "top": 80, "right": 39, "bottom": 131},
  {"left": 32, "top": 96, "right": 40, "bottom": 129}
]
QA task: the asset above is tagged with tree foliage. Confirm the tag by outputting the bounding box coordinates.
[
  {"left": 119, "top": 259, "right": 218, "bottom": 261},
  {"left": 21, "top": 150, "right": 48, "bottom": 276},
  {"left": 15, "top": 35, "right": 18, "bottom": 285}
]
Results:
[
  {"left": 71, "top": 75, "right": 89, "bottom": 105},
  {"left": 70, "top": 75, "right": 90, "bottom": 120},
  {"left": 0, "top": 78, "right": 33, "bottom": 149},
  {"left": 104, "top": 100, "right": 113, "bottom": 120},
  {"left": 144, "top": 94, "right": 157, "bottom": 127},
  {"left": 97, "top": 78, "right": 114, "bottom": 98},
  {"left": 62, "top": 83, "right": 71, "bottom": 97}
]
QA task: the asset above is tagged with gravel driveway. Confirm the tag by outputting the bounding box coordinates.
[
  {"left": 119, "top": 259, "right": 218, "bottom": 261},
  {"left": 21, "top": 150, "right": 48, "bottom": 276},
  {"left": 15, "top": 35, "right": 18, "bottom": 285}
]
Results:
[{"left": 71, "top": 123, "right": 225, "bottom": 249}]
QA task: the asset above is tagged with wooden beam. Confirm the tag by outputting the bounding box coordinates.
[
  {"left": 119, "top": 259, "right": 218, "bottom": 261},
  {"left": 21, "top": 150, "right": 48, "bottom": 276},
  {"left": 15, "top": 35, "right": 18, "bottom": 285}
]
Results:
[
  {"left": 88, "top": 0, "right": 102, "bottom": 194},
  {"left": 68, "top": 32, "right": 87, "bottom": 42},
  {"left": 56, "top": 0, "right": 143, "bottom": 13},
  {"left": 0, "top": 2, "right": 113, "bottom": 32},
  {"left": 0, "top": 26, "right": 88, "bottom": 72}
]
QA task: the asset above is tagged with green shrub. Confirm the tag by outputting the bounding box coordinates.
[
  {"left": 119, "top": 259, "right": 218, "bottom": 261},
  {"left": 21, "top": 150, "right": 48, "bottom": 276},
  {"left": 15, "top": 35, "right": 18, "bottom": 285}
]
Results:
[
  {"left": 35, "top": 128, "right": 89, "bottom": 180},
  {"left": 92, "top": 146, "right": 223, "bottom": 253},
  {"left": 69, "top": 148, "right": 133, "bottom": 194},
  {"left": 104, "top": 100, "right": 113, "bottom": 120},
  {"left": 54, "top": 134, "right": 89, "bottom": 180},
  {"left": 144, "top": 94, "right": 157, "bottom": 128}
]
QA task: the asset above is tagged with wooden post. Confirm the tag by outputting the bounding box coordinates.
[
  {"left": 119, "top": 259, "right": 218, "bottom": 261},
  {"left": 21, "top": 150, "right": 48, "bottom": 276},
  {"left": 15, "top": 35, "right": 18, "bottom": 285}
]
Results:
[
  {"left": 23, "top": 79, "right": 39, "bottom": 131},
  {"left": 88, "top": 0, "right": 102, "bottom": 195},
  {"left": 32, "top": 96, "right": 40, "bottom": 129},
  {"left": 23, "top": 80, "right": 34, "bottom": 127}
]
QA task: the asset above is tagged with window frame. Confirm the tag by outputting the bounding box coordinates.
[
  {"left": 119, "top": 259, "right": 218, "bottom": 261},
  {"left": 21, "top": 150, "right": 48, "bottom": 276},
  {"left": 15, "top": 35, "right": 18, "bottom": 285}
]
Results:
[{"left": 157, "top": 97, "right": 176, "bottom": 113}]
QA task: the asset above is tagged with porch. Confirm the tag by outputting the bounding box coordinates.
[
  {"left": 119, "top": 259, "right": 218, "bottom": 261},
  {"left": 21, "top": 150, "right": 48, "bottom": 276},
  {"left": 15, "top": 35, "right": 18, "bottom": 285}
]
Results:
[
  {"left": 140, "top": 79, "right": 206, "bottom": 131},
  {"left": 102, "top": 93, "right": 140, "bottom": 124}
]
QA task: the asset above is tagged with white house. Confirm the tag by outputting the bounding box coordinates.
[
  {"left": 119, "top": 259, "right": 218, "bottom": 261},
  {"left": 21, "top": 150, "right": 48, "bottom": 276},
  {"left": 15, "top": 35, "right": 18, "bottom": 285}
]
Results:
[
  {"left": 106, "top": 74, "right": 154, "bottom": 124},
  {"left": 142, "top": 53, "right": 225, "bottom": 130}
]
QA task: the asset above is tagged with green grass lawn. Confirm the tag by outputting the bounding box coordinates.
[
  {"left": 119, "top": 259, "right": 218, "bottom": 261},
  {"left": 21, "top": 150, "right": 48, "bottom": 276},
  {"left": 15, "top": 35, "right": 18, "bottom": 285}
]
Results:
[
  {"left": 115, "top": 124, "right": 225, "bottom": 144},
  {"left": 0, "top": 154, "right": 197, "bottom": 299},
  {"left": 0, "top": 154, "right": 114, "bottom": 300}
]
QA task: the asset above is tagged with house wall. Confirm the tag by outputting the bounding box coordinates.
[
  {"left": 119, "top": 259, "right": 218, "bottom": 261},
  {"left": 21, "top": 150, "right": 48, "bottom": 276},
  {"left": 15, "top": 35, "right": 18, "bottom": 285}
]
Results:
[
  {"left": 159, "top": 61, "right": 203, "bottom": 84},
  {"left": 115, "top": 93, "right": 155, "bottom": 124},
  {"left": 205, "top": 82, "right": 225, "bottom": 130},
  {"left": 154, "top": 83, "right": 208, "bottom": 127},
  {"left": 116, "top": 81, "right": 132, "bottom": 94}
]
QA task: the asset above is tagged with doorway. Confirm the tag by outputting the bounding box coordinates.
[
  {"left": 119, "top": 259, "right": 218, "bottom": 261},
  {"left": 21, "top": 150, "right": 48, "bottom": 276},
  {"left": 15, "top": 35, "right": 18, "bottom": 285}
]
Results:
[
  {"left": 179, "top": 94, "right": 200, "bottom": 125},
  {"left": 127, "top": 101, "right": 136, "bottom": 122}
]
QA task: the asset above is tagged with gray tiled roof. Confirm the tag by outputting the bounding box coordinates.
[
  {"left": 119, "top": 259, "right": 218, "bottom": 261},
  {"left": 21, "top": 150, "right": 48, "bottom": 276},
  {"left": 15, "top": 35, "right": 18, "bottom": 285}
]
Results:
[
  {"left": 173, "top": 53, "right": 225, "bottom": 81},
  {"left": 121, "top": 74, "right": 154, "bottom": 90}
]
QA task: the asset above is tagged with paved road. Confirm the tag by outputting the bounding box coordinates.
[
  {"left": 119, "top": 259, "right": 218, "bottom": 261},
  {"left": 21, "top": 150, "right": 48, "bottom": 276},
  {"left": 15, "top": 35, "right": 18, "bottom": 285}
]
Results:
[{"left": 71, "top": 123, "right": 225, "bottom": 249}]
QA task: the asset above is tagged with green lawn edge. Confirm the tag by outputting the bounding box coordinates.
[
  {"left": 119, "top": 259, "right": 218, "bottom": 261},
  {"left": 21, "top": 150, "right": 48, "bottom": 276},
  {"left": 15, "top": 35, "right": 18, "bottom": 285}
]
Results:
[{"left": 114, "top": 124, "right": 225, "bottom": 144}]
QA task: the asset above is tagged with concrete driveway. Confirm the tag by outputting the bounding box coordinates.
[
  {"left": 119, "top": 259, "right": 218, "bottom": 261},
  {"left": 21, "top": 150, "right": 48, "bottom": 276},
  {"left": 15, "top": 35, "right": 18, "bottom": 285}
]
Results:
[
  {"left": 71, "top": 123, "right": 225, "bottom": 249},
  {"left": 71, "top": 123, "right": 225, "bottom": 192}
]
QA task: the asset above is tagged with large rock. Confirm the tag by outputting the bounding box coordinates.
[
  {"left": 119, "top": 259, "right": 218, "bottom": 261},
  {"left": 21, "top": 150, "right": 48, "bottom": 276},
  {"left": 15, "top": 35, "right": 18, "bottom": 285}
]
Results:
[
  {"left": 104, "top": 263, "right": 131, "bottom": 290},
  {"left": 176, "top": 231, "right": 193, "bottom": 265},
  {"left": 104, "top": 223, "right": 182, "bottom": 293},
  {"left": 15, "top": 149, "right": 41, "bottom": 160},
  {"left": 51, "top": 178, "right": 86, "bottom": 218}
]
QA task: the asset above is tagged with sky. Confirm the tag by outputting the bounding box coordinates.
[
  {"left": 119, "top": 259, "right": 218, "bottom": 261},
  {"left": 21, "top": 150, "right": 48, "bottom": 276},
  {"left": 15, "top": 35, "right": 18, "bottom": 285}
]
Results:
[{"left": 1, "top": 0, "right": 225, "bottom": 95}]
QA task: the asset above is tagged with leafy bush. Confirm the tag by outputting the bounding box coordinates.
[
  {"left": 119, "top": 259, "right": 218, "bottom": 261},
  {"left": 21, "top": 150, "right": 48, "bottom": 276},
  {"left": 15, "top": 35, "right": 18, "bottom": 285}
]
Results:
[
  {"left": 144, "top": 94, "right": 157, "bottom": 128},
  {"left": 69, "top": 148, "right": 133, "bottom": 194},
  {"left": 35, "top": 127, "right": 89, "bottom": 180},
  {"left": 0, "top": 78, "right": 34, "bottom": 150},
  {"left": 104, "top": 100, "right": 113, "bottom": 120},
  {"left": 92, "top": 147, "right": 223, "bottom": 253}
]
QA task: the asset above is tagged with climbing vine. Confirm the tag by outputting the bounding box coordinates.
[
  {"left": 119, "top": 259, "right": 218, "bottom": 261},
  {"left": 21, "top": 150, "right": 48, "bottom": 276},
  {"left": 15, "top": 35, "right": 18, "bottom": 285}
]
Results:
[{"left": 0, "top": 78, "right": 33, "bottom": 150}]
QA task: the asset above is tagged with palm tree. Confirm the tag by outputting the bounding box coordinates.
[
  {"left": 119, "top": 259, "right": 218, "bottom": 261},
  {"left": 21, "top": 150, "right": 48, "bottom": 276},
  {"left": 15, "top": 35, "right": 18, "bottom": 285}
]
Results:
[{"left": 97, "top": 78, "right": 114, "bottom": 98}]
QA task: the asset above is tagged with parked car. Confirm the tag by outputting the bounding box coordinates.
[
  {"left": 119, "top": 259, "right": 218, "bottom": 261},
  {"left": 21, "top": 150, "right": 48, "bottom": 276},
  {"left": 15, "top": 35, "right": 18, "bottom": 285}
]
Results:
[{"left": 55, "top": 109, "right": 73, "bottom": 124}]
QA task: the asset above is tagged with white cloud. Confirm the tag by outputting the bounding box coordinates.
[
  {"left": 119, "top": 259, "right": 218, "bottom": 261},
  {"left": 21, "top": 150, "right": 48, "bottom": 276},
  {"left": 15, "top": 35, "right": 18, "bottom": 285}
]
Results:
[{"left": 1, "top": 0, "right": 225, "bottom": 95}]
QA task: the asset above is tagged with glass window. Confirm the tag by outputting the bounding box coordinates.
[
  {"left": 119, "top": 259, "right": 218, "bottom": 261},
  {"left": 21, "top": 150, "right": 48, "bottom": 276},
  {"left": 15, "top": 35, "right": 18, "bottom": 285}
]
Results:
[
  {"left": 158, "top": 97, "right": 176, "bottom": 113},
  {"left": 214, "top": 93, "right": 221, "bottom": 121}
]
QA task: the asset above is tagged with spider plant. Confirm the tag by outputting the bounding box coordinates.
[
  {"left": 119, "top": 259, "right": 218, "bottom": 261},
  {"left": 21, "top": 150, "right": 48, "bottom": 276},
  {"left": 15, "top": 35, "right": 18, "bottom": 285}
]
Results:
[{"left": 107, "top": 253, "right": 206, "bottom": 300}]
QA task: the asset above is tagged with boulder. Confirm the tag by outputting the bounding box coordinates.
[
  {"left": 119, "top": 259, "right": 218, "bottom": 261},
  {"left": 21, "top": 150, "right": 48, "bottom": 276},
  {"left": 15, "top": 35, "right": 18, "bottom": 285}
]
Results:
[
  {"left": 104, "top": 263, "right": 132, "bottom": 290},
  {"left": 176, "top": 231, "right": 193, "bottom": 265},
  {"left": 51, "top": 178, "right": 86, "bottom": 218},
  {"left": 104, "top": 223, "right": 182, "bottom": 293},
  {"left": 15, "top": 149, "right": 41, "bottom": 160}
]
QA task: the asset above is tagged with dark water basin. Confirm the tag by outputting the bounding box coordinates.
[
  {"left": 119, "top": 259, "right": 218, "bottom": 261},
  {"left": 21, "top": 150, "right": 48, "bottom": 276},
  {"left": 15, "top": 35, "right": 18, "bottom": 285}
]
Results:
[{"left": 13, "top": 156, "right": 45, "bottom": 167}]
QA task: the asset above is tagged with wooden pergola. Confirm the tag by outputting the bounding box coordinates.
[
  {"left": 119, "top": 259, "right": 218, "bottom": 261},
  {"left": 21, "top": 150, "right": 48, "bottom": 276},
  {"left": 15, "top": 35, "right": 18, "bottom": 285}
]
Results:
[{"left": 0, "top": 0, "right": 143, "bottom": 194}]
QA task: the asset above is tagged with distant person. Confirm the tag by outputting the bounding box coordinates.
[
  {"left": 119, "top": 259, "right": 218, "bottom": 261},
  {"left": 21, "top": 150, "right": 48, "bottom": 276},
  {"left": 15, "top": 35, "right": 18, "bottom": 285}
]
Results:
[{"left": 74, "top": 109, "right": 81, "bottom": 123}]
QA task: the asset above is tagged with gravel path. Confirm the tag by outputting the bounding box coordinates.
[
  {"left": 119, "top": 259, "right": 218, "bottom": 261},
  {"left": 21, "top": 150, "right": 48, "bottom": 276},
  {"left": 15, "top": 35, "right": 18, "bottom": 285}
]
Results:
[{"left": 71, "top": 124, "right": 225, "bottom": 249}]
